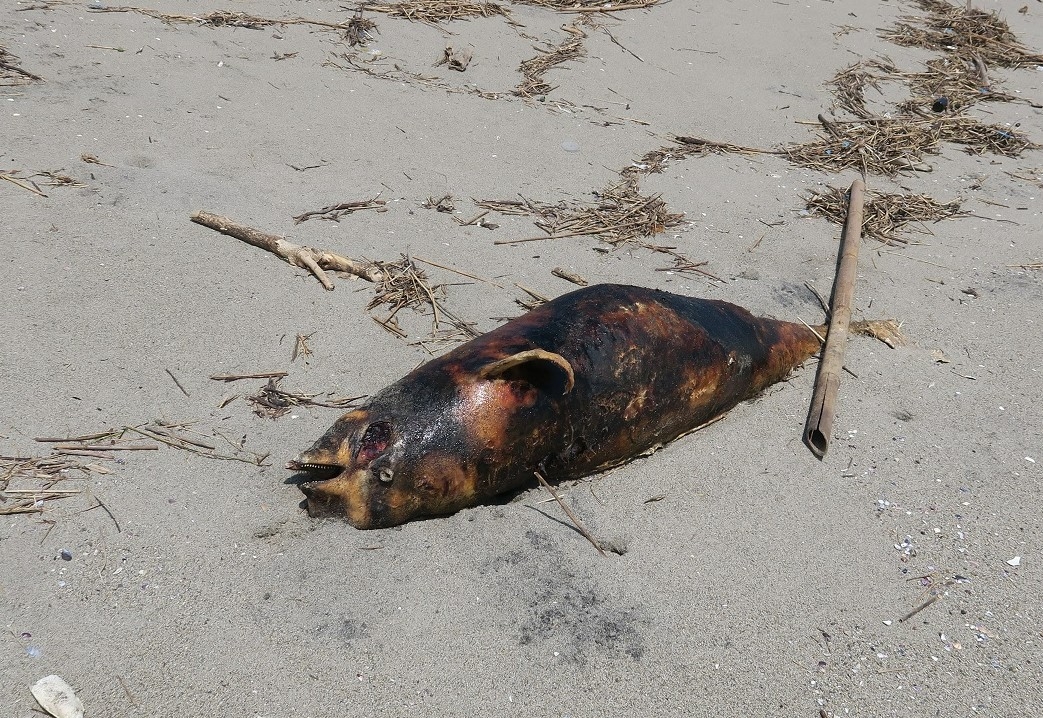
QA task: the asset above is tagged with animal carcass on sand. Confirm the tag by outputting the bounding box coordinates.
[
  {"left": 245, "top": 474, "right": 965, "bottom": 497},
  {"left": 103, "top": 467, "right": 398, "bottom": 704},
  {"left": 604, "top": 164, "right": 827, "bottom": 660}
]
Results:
[{"left": 290, "top": 284, "right": 829, "bottom": 529}]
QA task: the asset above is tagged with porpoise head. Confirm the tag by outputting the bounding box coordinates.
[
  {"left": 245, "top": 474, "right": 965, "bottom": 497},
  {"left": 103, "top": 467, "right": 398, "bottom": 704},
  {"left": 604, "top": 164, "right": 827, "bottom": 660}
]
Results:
[{"left": 289, "top": 349, "right": 575, "bottom": 529}]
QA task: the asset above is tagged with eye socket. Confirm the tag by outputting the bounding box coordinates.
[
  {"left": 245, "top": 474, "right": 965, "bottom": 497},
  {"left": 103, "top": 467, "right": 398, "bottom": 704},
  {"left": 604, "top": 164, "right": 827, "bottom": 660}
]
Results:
[
  {"left": 377, "top": 466, "right": 394, "bottom": 484},
  {"left": 357, "top": 421, "right": 392, "bottom": 466}
]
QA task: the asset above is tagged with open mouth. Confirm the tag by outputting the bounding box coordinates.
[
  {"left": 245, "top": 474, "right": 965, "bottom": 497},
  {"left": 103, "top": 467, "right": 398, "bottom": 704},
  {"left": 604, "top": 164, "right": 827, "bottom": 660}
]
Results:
[{"left": 286, "top": 460, "right": 342, "bottom": 485}]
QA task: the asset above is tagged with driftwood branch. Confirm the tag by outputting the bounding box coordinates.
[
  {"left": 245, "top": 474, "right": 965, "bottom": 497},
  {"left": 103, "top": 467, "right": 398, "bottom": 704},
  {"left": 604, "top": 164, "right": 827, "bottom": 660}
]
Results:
[
  {"left": 190, "top": 210, "right": 383, "bottom": 289},
  {"left": 804, "top": 179, "right": 865, "bottom": 459}
]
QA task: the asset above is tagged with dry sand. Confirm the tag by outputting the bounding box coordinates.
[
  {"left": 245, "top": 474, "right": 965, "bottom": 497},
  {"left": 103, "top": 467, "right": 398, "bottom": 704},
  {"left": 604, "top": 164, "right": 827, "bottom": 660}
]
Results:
[{"left": 3, "top": 0, "right": 1042, "bottom": 715}]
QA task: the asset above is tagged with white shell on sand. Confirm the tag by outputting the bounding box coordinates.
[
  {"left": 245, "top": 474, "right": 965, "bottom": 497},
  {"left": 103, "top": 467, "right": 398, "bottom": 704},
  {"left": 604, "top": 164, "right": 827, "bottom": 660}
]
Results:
[{"left": 30, "top": 675, "right": 84, "bottom": 718}]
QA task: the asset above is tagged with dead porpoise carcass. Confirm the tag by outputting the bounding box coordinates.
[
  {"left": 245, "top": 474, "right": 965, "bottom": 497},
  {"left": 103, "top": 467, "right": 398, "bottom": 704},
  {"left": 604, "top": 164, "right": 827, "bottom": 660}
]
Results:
[{"left": 290, "top": 283, "right": 843, "bottom": 529}]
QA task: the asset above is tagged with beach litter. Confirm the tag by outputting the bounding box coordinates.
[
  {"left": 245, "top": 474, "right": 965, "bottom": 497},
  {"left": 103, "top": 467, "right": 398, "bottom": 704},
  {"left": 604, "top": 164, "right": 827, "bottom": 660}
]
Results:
[{"left": 31, "top": 675, "right": 83, "bottom": 718}]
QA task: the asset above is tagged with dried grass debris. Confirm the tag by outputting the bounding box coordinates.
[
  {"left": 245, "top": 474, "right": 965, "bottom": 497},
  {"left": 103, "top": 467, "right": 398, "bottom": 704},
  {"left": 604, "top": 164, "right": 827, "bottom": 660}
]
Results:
[
  {"left": 0, "top": 46, "right": 43, "bottom": 86},
  {"left": 247, "top": 378, "right": 364, "bottom": 419},
  {"left": 88, "top": 5, "right": 379, "bottom": 36},
  {"left": 806, "top": 186, "right": 967, "bottom": 244},
  {"left": 526, "top": 180, "right": 684, "bottom": 246},
  {"left": 292, "top": 197, "right": 387, "bottom": 224},
  {"left": 620, "top": 135, "right": 767, "bottom": 181},
  {"left": 325, "top": 52, "right": 503, "bottom": 100},
  {"left": 368, "top": 255, "right": 480, "bottom": 341},
  {"left": 782, "top": 115, "right": 1035, "bottom": 177},
  {"left": 0, "top": 454, "right": 91, "bottom": 516},
  {"left": 515, "top": 0, "right": 662, "bottom": 11},
  {"left": 881, "top": 0, "right": 1043, "bottom": 68},
  {"left": 367, "top": 0, "right": 508, "bottom": 23},
  {"left": 829, "top": 56, "right": 1024, "bottom": 118},
  {"left": 344, "top": 10, "right": 378, "bottom": 46},
  {"left": 514, "top": 24, "right": 586, "bottom": 98}
]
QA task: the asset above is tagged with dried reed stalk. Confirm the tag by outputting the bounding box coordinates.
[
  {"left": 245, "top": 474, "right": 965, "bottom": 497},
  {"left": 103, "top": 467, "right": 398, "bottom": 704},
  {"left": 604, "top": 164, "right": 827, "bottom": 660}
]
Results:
[
  {"left": 0, "top": 455, "right": 91, "bottom": 515},
  {"left": 0, "top": 46, "right": 43, "bottom": 85},
  {"left": 805, "top": 179, "right": 865, "bottom": 459}
]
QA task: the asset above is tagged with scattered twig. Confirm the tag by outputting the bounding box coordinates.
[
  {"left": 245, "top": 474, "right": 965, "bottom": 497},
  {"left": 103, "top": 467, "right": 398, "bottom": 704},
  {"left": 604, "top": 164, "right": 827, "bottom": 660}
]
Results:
[
  {"left": 291, "top": 196, "right": 387, "bottom": 224},
  {"left": 0, "top": 171, "right": 47, "bottom": 197},
  {"left": 551, "top": 267, "right": 588, "bottom": 285},
  {"left": 369, "top": 255, "right": 479, "bottom": 341},
  {"left": 514, "top": 24, "right": 587, "bottom": 99},
  {"left": 292, "top": 333, "right": 314, "bottom": 362},
  {"left": 0, "top": 46, "right": 43, "bottom": 85},
  {"left": 412, "top": 255, "right": 504, "bottom": 288},
  {"left": 534, "top": 470, "right": 606, "bottom": 557},
  {"left": 898, "top": 593, "right": 941, "bottom": 622},
  {"left": 92, "top": 496, "right": 122, "bottom": 532},
  {"left": 211, "top": 371, "right": 288, "bottom": 382},
  {"left": 80, "top": 152, "right": 115, "bottom": 167},
  {"left": 165, "top": 368, "right": 190, "bottom": 397},
  {"left": 367, "top": 0, "right": 509, "bottom": 23},
  {"left": 247, "top": 377, "right": 365, "bottom": 419}
]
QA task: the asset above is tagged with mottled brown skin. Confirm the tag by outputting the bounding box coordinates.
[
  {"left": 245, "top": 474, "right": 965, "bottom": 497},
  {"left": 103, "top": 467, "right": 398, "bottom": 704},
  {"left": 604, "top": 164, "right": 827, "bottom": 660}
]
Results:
[{"left": 292, "top": 284, "right": 822, "bottom": 529}]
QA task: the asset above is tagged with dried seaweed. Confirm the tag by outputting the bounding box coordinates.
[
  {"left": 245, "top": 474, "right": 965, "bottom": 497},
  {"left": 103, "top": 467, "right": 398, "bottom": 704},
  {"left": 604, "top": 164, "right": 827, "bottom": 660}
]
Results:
[
  {"left": 494, "top": 180, "right": 722, "bottom": 282},
  {"left": 247, "top": 378, "right": 364, "bottom": 419},
  {"left": 514, "top": 24, "right": 586, "bottom": 98},
  {"left": 806, "top": 186, "right": 967, "bottom": 244},
  {"left": 881, "top": 0, "right": 1043, "bottom": 68},
  {"left": 851, "top": 319, "right": 906, "bottom": 349},
  {"left": 368, "top": 255, "right": 480, "bottom": 341},
  {"left": 0, "top": 46, "right": 43, "bottom": 86},
  {"left": 423, "top": 194, "right": 456, "bottom": 212}
]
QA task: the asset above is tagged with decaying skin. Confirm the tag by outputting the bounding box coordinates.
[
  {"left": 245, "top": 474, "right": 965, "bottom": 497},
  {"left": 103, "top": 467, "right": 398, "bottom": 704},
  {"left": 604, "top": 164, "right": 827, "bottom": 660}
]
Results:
[{"left": 290, "top": 284, "right": 823, "bottom": 529}]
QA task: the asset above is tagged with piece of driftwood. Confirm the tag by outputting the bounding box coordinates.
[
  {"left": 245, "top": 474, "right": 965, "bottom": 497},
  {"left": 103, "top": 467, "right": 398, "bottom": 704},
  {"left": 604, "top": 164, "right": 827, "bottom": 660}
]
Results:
[
  {"left": 190, "top": 211, "right": 383, "bottom": 289},
  {"left": 552, "top": 267, "right": 588, "bottom": 285},
  {"left": 804, "top": 179, "right": 866, "bottom": 458}
]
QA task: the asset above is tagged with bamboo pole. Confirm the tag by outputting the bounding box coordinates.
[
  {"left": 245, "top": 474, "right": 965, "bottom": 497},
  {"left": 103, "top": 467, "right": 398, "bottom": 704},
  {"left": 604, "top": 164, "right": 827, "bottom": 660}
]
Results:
[{"left": 804, "top": 179, "right": 866, "bottom": 459}]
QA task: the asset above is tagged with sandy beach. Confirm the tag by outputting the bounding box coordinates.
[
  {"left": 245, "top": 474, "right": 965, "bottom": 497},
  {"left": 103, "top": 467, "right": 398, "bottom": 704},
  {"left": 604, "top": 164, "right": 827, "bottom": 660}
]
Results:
[{"left": 3, "top": 0, "right": 1042, "bottom": 715}]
